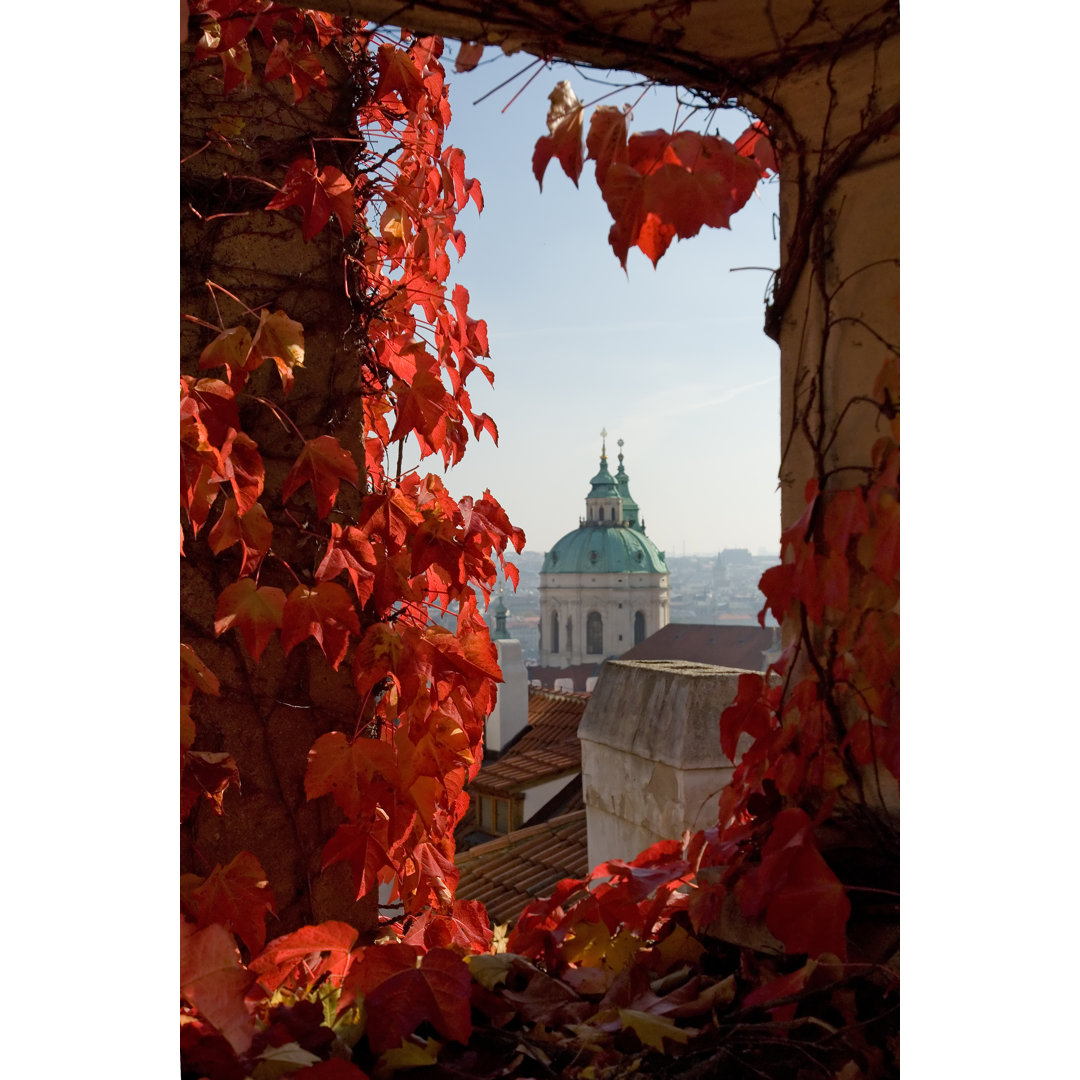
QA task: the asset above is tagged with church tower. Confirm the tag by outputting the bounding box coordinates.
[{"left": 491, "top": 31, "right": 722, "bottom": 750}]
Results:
[{"left": 538, "top": 433, "right": 670, "bottom": 668}]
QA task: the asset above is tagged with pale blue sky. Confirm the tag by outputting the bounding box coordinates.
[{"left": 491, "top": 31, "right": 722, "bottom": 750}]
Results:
[{"left": 417, "top": 48, "right": 783, "bottom": 556}]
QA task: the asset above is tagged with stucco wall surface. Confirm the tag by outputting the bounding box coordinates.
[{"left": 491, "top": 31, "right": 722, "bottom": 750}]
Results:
[{"left": 578, "top": 660, "right": 745, "bottom": 866}]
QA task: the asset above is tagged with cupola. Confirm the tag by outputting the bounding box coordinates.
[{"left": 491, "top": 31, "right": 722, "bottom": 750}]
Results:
[{"left": 584, "top": 428, "right": 624, "bottom": 526}]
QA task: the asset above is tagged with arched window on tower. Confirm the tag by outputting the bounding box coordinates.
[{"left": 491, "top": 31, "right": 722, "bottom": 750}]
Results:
[
  {"left": 551, "top": 611, "right": 559, "bottom": 654},
  {"left": 634, "top": 610, "right": 646, "bottom": 645},
  {"left": 566, "top": 617, "right": 573, "bottom": 655},
  {"left": 587, "top": 611, "right": 603, "bottom": 654}
]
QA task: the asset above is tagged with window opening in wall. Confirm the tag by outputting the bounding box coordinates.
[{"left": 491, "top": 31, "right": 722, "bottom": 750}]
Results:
[
  {"left": 551, "top": 611, "right": 559, "bottom": 654},
  {"left": 634, "top": 610, "right": 645, "bottom": 645},
  {"left": 476, "top": 794, "right": 521, "bottom": 835},
  {"left": 587, "top": 611, "right": 603, "bottom": 654}
]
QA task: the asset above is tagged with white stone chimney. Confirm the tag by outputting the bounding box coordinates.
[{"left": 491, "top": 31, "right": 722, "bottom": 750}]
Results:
[
  {"left": 577, "top": 659, "right": 746, "bottom": 868},
  {"left": 484, "top": 638, "right": 529, "bottom": 753}
]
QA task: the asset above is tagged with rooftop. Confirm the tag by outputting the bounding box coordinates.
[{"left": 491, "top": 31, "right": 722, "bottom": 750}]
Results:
[
  {"left": 618, "top": 622, "right": 778, "bottom": 671},
  {"left": 454, "top": 810, "right": 589, "bottom": 926},
  {"left": 471, "top": 688, "right": 589, "bottom": 795}
]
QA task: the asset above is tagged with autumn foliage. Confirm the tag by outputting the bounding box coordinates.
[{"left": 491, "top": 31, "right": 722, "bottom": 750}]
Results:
[
  {"left": 181, "top": 8, "right": 897, "bottom": 1078},
  {"left": 532, "top": 80, "right": 776, "bottom": 268}
]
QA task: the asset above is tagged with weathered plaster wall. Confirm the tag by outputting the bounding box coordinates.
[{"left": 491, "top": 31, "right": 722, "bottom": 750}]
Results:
[
  {"left": 766, "top": 34, "right": 900, "bottom": 540},
  {"left": 578, "top": 660, "right": 745, "bottom": 867}
]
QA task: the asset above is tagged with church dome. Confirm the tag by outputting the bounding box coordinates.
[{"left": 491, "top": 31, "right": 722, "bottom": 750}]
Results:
[
  {"left": 542, "top": 435, "right": 669, "bottom": 575},
  {"left": 542, "top": 525, "right": 668, "bottom": 574}
]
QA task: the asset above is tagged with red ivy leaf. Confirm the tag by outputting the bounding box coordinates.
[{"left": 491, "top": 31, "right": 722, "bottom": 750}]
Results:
[
  {"left": 282, "top": 435, "right": 360, "bottom": 520},
  {"left": 301, "top": 10, "right": 342, "bottom": 48},
  {"left": 599, "top": 131, "right": 763, "bottom": 268},
  {"left": 351, "top": 621, "right": 408, "bottom": 700},
  {"left": 249, "top": 309, "right": 305, "bottom": 393},
  {"left": 181, "top": 642, "right": 220, "bottom": 701},
  {"left": 738, "top": 809, "right": 850, "bottom": 960},
  {"left": 266, "top": 157, "right": 355, "bottom": 241},
  {"left": 402, "top": 839, "right": 459, "bottom": 910},
  {"left": 719, "top": 673, "right": 774, "bottom": 761},
  {"left": 181, "top": 751, "right": 241, "bottom": 820},
  {"left": 373, "top": 42, "right": 426, "bottom": 112},
  {"left": 263, "top": 38, "right": 327, "bottom": 103},
  {"left": 364, "top": 947, "right": 473, "bottom": 1053},
  {"left": 758, "top": 562, "right": 795, "bottom": 626},
  {"left": 199, "top": 325, "right": 252, "bottom": 377},
  {"left": 734, "top": 119, "right": 780, "bottom": 176},
  {"left": 208, "top": 498, "right": 273, "bottom": 577},
  {"left": 402, "top": 899, "right": 493, "bottom": 954},
  {"left": 214, "top": 579, "right": 286, "bottom": 661},
  {"left": 586, "top": 104, "right": 630, "bottom": 187},
  {"left": 390, "top": 369, "right": 455, "bottom": 458},
  {"left": 340, "top": 942, "right": 423, "bottom": 1002},
  {"left": 823, "top": 488, "right": 870, "bottom": 552},
  {"left": 186, "top": 377, "right": 240, "bottom": 452},
  {"left": 321, "top": 822, "right": 394, "bottom": 899},
  {"left": 221, "top": 431, "right": 264, "bottom": 516},
  {"left": 187, "top": 851, "right": 276, "bottom": 955},
  {"left": 180, "top": 918, "right": 256, "bottom": 1054},
  {"left": 305, "top": 731, "right": 397, "bottom": 820},
  {"left": 315, "top": 524, "right": 376, "bottom": 607},
  {"left": 742, "top": 958, "right": 816, "bottom": 1022},
  {"left": 454, "top": 41, "right": 484, "bottom": 73},
  {"left": 533, "top": 80, "right": 584, "bottom": 190},
  {"left": 281, "top": 582, "right": 362, "bottom": 669},
  {"left": 250, "top": 922, "right": 359, "bottom": 994}
]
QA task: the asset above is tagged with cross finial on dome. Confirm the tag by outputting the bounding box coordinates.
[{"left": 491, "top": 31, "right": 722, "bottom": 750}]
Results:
[
  {"left": 600, "top": 427, "right": 608, "bottom": 460},
  {"left": 617, "top": 437, "right": 625, "bottom": 466}
]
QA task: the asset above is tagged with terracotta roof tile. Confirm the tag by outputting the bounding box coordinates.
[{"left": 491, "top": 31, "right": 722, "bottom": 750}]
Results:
[
  {"left": 454, "top": 811, "right": 589, "bottom": 926},
  {"left": 471, "top": 688, "right": 588, "bottom": 795}
]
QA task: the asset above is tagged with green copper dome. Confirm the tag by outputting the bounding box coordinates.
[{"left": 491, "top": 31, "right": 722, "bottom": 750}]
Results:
[
  {"left": 541, "top": 525, "right": 668, "bottom": 574},
  {"left": 543, "top": 435, "right": 666, "bottom": 575}
]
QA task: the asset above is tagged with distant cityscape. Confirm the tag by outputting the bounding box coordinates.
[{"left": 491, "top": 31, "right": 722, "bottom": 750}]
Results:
[{"left": 490, "top": 548, "right": 780, "bottom": 666}]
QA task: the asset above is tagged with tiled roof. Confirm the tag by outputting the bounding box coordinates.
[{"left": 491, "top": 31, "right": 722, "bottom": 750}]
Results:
[
  {"left": 471, "top": 688, "right": 588, "bottom": 796},
  {"left": 618, "top": 623, "right": 778, "bottom": 671},
  {"left": 454, "top": 810, "right": 589, "bottom": 926}
]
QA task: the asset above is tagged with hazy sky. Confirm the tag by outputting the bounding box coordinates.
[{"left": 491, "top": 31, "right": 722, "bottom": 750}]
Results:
[{"left": 415, "top": 48, "right": 782, "bottom": 557}]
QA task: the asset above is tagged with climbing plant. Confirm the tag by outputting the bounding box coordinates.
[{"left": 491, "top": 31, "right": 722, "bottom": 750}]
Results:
[
  {"left": 181, "top": 0, "right": 522, "bottom": 1005},
  {"left": 180, "top": 6, "right": 898, "bottom": 1077}
]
